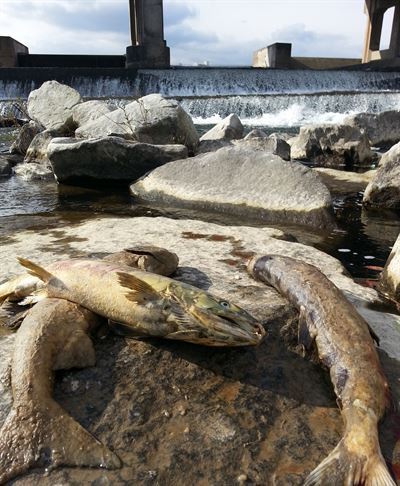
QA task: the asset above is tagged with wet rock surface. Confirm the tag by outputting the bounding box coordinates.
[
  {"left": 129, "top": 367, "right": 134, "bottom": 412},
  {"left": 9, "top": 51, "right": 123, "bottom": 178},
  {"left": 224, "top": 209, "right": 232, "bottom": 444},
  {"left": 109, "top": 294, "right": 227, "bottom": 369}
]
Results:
[{"left": 0, "top": 217, "right": 399, "bottom": 485}]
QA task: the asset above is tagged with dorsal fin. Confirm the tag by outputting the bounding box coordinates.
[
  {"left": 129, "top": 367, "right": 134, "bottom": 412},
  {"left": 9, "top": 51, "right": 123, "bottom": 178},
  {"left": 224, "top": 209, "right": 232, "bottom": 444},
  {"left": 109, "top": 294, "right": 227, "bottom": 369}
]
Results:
[
  {"left": 116, "top": 272, "right": 159, "bottom": 303},
  {"left": 17, "top": 258, "right": 53, "bottom": 283}
]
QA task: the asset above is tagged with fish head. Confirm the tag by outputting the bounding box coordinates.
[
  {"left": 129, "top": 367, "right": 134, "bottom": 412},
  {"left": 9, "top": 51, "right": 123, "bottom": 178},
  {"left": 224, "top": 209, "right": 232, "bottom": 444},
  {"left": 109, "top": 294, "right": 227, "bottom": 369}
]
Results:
[{"left": 165, "top": 288, "right": 265, "bottom": 347}]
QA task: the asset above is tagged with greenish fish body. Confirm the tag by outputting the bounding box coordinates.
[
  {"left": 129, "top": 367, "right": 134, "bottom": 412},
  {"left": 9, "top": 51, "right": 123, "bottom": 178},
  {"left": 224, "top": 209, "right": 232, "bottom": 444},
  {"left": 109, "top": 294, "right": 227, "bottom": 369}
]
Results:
[{"left": 18, "top": 258, "right": 265, "bottom": 346}]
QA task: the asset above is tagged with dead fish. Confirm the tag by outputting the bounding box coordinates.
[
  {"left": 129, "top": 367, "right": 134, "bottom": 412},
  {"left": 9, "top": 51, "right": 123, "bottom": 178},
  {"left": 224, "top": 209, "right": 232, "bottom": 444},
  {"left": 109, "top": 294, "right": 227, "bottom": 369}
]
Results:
[
  {"left": 0, "top": 246, "right": 179, "bottom": 309},
  {"left": 17, "top": 257, "right": 265, "bottom": 346},
  {"left": 248, "top": 255, "right": 395, "bottom": 486},
  {"left": 0, "top": 298, "right": 121, "bottom": 484}
]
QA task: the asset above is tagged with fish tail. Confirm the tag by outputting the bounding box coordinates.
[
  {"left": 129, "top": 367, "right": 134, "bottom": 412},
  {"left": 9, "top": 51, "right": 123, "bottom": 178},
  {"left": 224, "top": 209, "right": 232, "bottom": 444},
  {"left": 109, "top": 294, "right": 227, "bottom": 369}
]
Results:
[
  {"left": 17, "top": 257, "right": 53, "bottom": 282},
  {"left": 305, "top": 439, "right": 396, "bottom": 486},
  {"left": 0, "top": 400, "right": 121, "bottom": 484}
]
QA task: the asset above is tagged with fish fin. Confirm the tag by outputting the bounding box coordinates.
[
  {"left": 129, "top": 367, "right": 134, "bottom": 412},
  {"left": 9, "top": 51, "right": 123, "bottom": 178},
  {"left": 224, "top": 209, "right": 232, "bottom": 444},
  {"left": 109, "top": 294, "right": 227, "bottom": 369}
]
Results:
[
  {"left": 0, "top": 399, "right": 121, "bottom": 484},
  {"left": 108, "top": 319, "right": 149, "bottom": 339},
  {"left": 17, "top": 257, "right": 53, "bottom": 283},
  {"left": 18, "top": 290, "right": 47, "bottom": 306},
  {"left": 117, "top": 272, "right": 159, "bottom": 303},
  {"left": 304, "top": 439, "right": 396, "bottom": 486}
]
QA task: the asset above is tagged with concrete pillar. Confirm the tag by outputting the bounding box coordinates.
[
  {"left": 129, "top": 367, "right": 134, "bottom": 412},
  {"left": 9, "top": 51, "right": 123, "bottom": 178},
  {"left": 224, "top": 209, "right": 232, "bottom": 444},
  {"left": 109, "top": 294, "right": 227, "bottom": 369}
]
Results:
[
  {"left": 363, "top": 0, "right": 400, "bottom": 63},
  {"left": 0, "top": 37, "right": 29, "bottom": 67},
  {"left": 126, "top": 0, "right": 170, "bottom": 68}
]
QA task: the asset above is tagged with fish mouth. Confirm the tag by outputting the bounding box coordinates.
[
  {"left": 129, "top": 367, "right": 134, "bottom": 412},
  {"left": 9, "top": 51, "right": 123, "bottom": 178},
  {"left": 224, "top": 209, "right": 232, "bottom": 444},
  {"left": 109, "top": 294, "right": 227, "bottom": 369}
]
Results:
[{"left": 210, "top": 314, "right": 266, "bottom": 346}]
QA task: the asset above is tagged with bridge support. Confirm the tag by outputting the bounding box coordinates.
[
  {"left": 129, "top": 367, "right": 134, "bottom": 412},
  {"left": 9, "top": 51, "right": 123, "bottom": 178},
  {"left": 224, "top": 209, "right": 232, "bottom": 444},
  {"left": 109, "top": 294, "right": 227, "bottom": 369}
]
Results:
[
  {"left": 363, "top": 0, "right": 400, "bottom": 63},
  {"left": 126, "top": 0, "right": 170, "bottom": 68}
]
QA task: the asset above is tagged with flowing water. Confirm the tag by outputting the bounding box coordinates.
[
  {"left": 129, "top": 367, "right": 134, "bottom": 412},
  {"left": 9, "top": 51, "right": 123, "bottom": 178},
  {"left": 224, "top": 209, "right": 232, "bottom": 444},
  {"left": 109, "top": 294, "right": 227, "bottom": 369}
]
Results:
[{"left": 1, "top": 68, "right": 400, "bottom": 283}]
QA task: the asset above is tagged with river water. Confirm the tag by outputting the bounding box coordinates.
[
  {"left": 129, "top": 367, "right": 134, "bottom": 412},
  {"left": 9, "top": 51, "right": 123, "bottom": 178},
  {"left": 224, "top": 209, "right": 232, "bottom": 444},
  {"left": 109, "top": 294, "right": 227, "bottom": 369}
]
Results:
[{"left": 1, "top": 68, "right": 400, "bottom": 283}]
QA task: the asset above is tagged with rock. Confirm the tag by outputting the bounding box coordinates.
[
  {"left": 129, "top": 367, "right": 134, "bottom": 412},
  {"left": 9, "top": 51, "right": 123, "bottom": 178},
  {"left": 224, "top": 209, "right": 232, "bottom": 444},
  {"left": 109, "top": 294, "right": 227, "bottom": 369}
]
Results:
[
  {"left": 130, "top": 146, "right": 333, "bottom": 229},
  {"left": 363, "top": 141, "right": 400, "bottom": 208},
  {"left": 24, "top": 128, "right": 68, "bottom": 164},
  {"left": 47, "top": 136, "right": 188, "bottom": 184},
  {"left": 72, "top": 100, "right": 116, "bottom": 128},
  {"left": 196, "top": 139, "right": 233, "bottom": 155},
  {"left": 290, "top": 123, "right": 375, "bottom": 168},
  {"left": 344, "top": 110, "right": 400, "bottom": 148},
  {"left": 75, "top": 94, "right": 199, "bottom": 152},
  {"left": 1, "top": 216, "right": 400, "bottom": 485},
  {"left": 314, "top": 168, "right": 376, "bottom": 194},
  {"left": 380, "top": 233, "right": 400, "bottom": 301},
  {"left": 13, "top": 162, "right": 54, "bottom": 181},
  {"left": 0, "top": 158, "right": 12, "bottom": 177},
  {"left": 200, "top": 114, "right": 244, "bottom": 142},
  {"left": 244, "top": 129, "right": 268, "bottom": 139},
  {"left": 234, "top": 134, "right": 291, "bottom": 161},
  {"left": 27, "top": 81, "right": 82, "bottom": 131},
  {"left": 10, "top": 121, "right": 43, "bottom": 156}
]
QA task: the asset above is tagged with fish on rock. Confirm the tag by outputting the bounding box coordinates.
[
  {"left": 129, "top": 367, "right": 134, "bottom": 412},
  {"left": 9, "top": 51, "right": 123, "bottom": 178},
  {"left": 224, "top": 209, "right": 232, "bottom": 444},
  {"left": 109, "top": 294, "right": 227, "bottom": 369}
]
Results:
[
  {"left": 16, "top": 257, "right": 265, "bottom": 346},
  {"left": 0, "top": 298, "right": 121, "bottom": 484},
  {"left": 248, "top": 254, "right": 396, "bottom": 486},
  {"left": 0, "top": 246, "right": 180, "bottom": 483}
]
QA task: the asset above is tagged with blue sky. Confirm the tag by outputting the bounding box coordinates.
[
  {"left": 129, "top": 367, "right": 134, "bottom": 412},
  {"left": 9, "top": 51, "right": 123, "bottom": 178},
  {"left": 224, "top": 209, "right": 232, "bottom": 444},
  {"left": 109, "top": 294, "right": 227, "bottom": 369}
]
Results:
[{"left": 0, "top": 0, "right": 395, "bottom": 65}]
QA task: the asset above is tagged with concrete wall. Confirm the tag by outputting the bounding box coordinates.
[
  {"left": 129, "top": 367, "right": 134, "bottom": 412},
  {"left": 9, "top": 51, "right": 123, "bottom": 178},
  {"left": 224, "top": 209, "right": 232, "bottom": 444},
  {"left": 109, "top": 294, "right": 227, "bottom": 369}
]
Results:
[
  {"left": 18, "top": 54, "right": 125, "bottom": 68},
  {"left": 253, "top": 43, "right": 361, "bottom": 70},
  {"left": 0, "top": 37, "right": 29, "bottom": 68}
]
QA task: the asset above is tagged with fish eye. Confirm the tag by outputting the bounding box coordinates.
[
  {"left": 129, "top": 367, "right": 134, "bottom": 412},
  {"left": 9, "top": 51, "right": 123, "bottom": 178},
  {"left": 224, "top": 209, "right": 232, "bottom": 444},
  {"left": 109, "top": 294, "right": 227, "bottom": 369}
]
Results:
[{"left": 220, "top": 301, "right": 230, "bottom": 308}]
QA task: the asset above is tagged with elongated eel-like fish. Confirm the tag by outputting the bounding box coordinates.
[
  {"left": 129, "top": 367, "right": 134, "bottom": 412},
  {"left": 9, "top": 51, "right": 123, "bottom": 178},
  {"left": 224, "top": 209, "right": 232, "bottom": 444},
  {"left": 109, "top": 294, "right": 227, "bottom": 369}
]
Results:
[{"left": 249, "top": 255, "right": 396, "bottom": 486}]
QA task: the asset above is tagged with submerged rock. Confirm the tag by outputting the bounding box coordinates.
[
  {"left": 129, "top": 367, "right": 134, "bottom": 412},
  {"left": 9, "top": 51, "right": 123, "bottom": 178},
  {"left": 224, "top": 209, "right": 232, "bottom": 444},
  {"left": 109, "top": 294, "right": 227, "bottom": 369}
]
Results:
[
  {"left": 48, "top": 136, "right": 188, "bottom": 184},
  {"left": 27, "top": 81, "right": 82, "bottom": 131},
  {"left": 363, "top": 141, "right": 400, "bottom": 209},
  {"left": 345, "top": 110, "right": 400, "bottom": 148},
  {"left": 13, "top": 162, "right": 54, "bottom": 181},
  {"left": 200, "top": 114, "right": 244, "bottom": 141},
  {"left": 290, "top": 123, "right": 375, "bottom": 168},
  {"left": 314, "top": 167, "right": 376, "bottom": 194},
  {"left": 75, "top": 94, "right": 199, "bottom": 152},
  {"left": 0, "top": 158, "right": 12, "bottom": 177},
  {"left": 0, "top": 216, "right": 399, "bottom": 485},
  {"left": 380, "top": 233, "right": 400, "bottom": 302},
  {"left": 130, "top": 146, "right": 333, "bottom": 229}
]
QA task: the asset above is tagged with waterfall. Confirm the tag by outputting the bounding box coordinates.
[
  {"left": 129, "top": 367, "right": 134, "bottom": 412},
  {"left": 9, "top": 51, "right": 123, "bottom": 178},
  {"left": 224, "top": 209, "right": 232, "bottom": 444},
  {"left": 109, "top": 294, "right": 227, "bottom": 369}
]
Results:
[{"left": 1, "top": 68, "right": 400, "bottom": 126}]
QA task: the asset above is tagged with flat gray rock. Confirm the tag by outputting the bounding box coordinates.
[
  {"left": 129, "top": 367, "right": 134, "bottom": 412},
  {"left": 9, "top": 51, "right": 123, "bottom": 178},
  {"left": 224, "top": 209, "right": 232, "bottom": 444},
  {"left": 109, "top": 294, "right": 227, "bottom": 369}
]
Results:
[
  {"left": 1, "top": 216, "right": 399, "bottom": 485},
  {"left": 130, "top": 146, "right": 334, "bottom": 229},
  {"left": 48, "top": 136, "right": 188, "bottom": 184}
]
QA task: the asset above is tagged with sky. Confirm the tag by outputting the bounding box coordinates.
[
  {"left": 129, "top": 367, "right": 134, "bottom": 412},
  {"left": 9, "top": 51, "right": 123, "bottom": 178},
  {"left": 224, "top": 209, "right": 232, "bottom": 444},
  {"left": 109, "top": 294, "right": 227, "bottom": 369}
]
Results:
[{"left": 0, "top": 0, "right": 396, "bottom": 66}]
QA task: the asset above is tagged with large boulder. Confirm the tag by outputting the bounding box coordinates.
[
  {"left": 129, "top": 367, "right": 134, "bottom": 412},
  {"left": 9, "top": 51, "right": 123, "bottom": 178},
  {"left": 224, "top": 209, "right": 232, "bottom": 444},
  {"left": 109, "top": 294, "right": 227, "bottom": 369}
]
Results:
[
  {"left": 380, "top": 233, "right": 400, "bottom": 302},
  {"left": 363, "top": 141, "right": 400, "bottom": 208},
  {"left": 72, "top": 100, "right": 116, "bottom": 128},
  {"left": 75, "top": 94, "right": 199, "bottom": 152},
  {"left": 27, "top": 81, "right": 82, "bottom": 131},
  {"left": 290, "top": 123, "right": 375, "bottom": 168},
  {"left": 130, "top": 146, "right": 333, "bottom": 229},
  {"left": 1, "top": 216, "right": 400, "bottom": 485},
  {"left": 47, "top": 136, "right": 188, "bottom": 184},
  {"left": 344, "top": 110, "right": 400, "bottom": 148},
  {"left": 10, "top": 121, "right": 43, "bottom": 156},
  {"left": 200, "top": 114, "right": 244, "bottom": 141}
]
